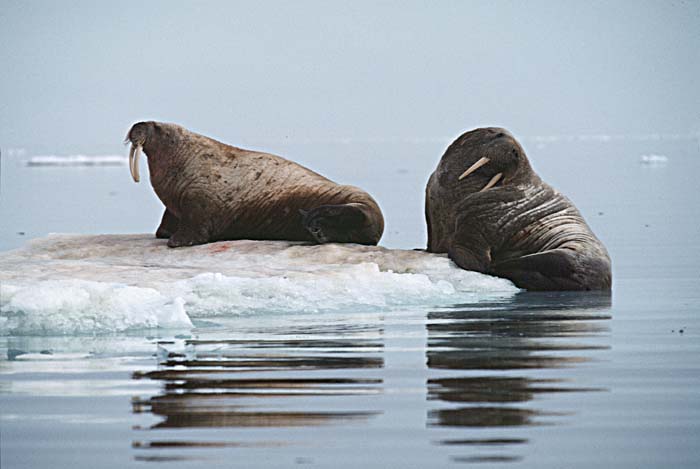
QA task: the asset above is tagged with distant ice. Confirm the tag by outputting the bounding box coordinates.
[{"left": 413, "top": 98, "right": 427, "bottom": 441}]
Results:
[
  {"left": 639, "top": 154, "right": 668, "bottom": 166},
  {"left": 26, "top": 155, "right": 126, "bottom": 167},
  {"left": 0, "top": 235, "right": 517, "bottom": 335},
  {"left": 5, "top": 148, "right": 27, "bottom": 157},
  {"left": 526, "top": 133, "right": 693, "bottom": 145}
]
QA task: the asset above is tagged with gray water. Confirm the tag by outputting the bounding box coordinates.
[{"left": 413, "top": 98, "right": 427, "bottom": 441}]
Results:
[{"left": 1, "top": 137, "right": 699, "bottom": 467}]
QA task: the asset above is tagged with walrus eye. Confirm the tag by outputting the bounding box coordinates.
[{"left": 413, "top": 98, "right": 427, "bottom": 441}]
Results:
[
  {"left": 458, "top": 157, "right": 490, "bottom": 180},
  {"left": 480, "top": 172, "right": 503, "bottom": 192}
]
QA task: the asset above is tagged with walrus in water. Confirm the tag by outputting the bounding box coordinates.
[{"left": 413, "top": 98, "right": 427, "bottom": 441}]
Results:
[
  {"left": 126, "top": 121, "right": 384, "bottom": 248},
  {"left": 425, "top": 127, "right": 611, "bottom": 291}
]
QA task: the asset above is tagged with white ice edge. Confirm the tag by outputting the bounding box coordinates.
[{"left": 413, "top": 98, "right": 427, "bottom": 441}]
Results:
[
  {"left": 639, "top": 154, "right": 668, "bottom": 165},
  {"left": 26, "top": 155, "right": 127, "bottom": 167},
  {"left": 0, "top": 234, "right": 517, "bottom": 335}
]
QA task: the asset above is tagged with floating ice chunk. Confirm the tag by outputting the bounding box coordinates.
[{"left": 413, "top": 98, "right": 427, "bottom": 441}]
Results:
[
  {"left": 26, "top": 155, "right": 127, "bottom": 167},
  {"left": 0, "top": 234, "right": 517, "bottom": 335},
  {"left": 0, "top": 279, "right": 193, "bottom": 335},
  {"left": 6, "top": 148, "right": 27, "bottom": 157},
  {"left": 639, "top": 154, "right": 668, "bottom": 165}
]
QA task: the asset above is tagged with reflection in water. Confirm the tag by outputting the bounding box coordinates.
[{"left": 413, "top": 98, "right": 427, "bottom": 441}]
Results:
[
  {"left": 429, "top": 376, "right": 602, "bottom": 404},
  {"left": 427, "top": 291, "right": 611, "bottom": 464},
  {"left": 128, "top": 292, "right": 611, "bottom": 464},
  {"left": 132, "top": 329, "right": 384, "bottom": 457}
]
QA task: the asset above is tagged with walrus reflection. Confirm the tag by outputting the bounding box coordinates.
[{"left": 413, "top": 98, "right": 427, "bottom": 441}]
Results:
[
  {"left": 425, "top": 127, "right": 611, "bottom": 291},
  {"left": 428, "top": 294, "right": 610, "bottom": 371},
  {"left": 132, "top": 335, "right": 383, "bottom": 431},
  {"left": 427, "top": 292, "right": 611, "bottom": 460},
  {"left": 429, "top": 376, "right": 603, "bottom": 404},
  {"left": 126, "top": 121, "right": 384, "bottom": 247}
]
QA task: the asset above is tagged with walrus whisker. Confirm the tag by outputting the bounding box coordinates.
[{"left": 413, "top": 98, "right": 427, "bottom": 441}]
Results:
[
  {"left": 479, "top": 172, "right": 503, "bottom": 192},
  {"left": 129, "top": 143, "right": 141, "bottom": 183},
  {"left": 458, "top": 157, "right": 490, "bottom": 180}
]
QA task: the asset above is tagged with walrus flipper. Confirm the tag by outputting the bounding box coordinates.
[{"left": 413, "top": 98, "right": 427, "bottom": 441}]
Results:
[
  {"left": 447, "top": 243, "right": 491, "bottom": 273},
  {"left": 156, "top": 209, "right": 179, "bottom": 239},
  {"left": 167, "top": 224, "right": 212, "bottom": 248},
  {"left": 301, "top": 203, "right": 380, "bottom": 245},
  {"left": 492, "top": 249, "right": 587, "bottom": 291},
  {"left": 166, "top": 192, "right": 228, "bottom": 248}
]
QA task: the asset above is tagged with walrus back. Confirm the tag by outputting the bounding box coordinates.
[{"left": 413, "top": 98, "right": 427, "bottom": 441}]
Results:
[{"left": 202, "top": 147, "right": 382, "bottom": 242}]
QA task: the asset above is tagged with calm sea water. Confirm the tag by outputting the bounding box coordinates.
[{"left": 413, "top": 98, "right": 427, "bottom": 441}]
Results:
[{"left": 1, "top": 136, "right": 699, "bottom": 467}]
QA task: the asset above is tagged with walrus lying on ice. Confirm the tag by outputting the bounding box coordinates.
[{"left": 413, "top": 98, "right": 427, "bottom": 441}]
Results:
[
  {"left": 425, "top": 127, "right": 611, "bottom": 291},
  {"left": 126, "top": 121, "right": 384, "bottom": 248}
]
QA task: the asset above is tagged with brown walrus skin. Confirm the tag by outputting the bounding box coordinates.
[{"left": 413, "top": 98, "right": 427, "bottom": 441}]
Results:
[
  {"left": 425, "top": 127, "right": 611, "bottom": 291},
  {"left": 126, "top": 121, "right": 384, "bottom": 248}
]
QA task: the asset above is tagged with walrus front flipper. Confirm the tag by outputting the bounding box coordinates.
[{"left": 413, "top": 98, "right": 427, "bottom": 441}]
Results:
[
  {"left": 448, "top": 243, "right": 491, "bottom": 273},
  {"left": 167, "top": 224, "right": 212, "bottom": 248},
  {"left": 166, "top": 193, "right": 228, "bottom": 248},
  {"left": 156, "top": 209, "right": 179, "bottom": 239},
  {"left": 492, "top": 249, "right": 588, "bottom": 291},
  {"left": 301, "top": 203, "right": 381, "bottom": 245}
]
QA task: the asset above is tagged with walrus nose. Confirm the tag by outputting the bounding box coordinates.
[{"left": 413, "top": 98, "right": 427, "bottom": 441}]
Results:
[
  {"left": 458, "top": 157, "right": 490, "bottom": 180},
  {"left": 128, "top": 143, "right": 142, "bottom": 183}
]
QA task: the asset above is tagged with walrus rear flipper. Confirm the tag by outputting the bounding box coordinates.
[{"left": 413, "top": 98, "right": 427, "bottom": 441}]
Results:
[
  {"left": 301, "top": 203, "right": 382, "bottom": 245},
  {"left": 492, "top": 249, "right": 585, "bottom": 291}
]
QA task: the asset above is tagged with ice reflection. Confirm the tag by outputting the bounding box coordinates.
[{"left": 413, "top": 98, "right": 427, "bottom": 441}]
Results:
[
  {"left": 427, "top": 291, "right": 611, "bottom": 463},
  {"left": 131, "top": 326, "right": 384, "bottom": 456}
]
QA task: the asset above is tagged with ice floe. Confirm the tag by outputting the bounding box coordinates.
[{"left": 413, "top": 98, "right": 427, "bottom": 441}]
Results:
[
  {"left": 639, "top": 154, "right": 668, "bottom": 166},
  {"left": 0, "top": 234, "right": 517, "bottom": 335}
]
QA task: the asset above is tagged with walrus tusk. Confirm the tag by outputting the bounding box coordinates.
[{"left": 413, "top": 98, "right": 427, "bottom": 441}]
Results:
[
  {"left": 480, "top": 172, "right": 503, "bottom": 192},
  {"left": 129, "top": 143, "right": 141, "bottom": 183},
  {"left": 458, "top": 157, "right": 490, "bottom": 180}
]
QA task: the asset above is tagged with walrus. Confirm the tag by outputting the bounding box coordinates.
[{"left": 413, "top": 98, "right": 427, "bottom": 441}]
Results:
[
  {"left": 425, "top": 127, "right": 611, "bottom": 291},
  {"left": 126, "top": 121, "right": 384, "bottom": 248}
]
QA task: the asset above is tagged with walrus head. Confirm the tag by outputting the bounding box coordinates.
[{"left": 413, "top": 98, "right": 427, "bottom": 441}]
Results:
[
  {"left": 444, "top": 127, "right": 536, "bottom": 194},
  {"left": 125, "top": 121, "right": 155, "bottom": 183}
]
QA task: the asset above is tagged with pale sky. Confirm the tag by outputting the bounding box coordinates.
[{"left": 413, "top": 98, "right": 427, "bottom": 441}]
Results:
[{"left": 1, "top": 0, "right": 698, "bottom": 152}]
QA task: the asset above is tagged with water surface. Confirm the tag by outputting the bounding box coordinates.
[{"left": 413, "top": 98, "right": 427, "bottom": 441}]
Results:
[{"left": 1, "top": 137, "right": 699, "bottom": 467}]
